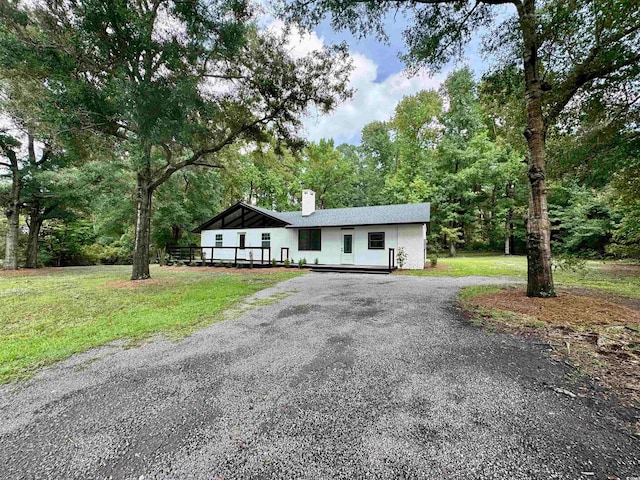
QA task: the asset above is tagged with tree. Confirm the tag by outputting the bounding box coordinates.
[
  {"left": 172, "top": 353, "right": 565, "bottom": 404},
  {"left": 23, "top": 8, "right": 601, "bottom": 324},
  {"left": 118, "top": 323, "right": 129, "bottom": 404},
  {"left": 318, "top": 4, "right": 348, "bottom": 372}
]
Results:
[
  {"left": 0, "top": 132, "right": 22, "bottom": 270},
  {"left": 284, "top": 0, "right": 640, "bottom": 297},
  {"left": 0, "top": 129, "right": 52, "bottom": 270},
  {"left": 300, "top": 139, "right": 357, "bottom": 209},
  {"left": 0, "top": 0, "right": 352, "bottom": 279}
]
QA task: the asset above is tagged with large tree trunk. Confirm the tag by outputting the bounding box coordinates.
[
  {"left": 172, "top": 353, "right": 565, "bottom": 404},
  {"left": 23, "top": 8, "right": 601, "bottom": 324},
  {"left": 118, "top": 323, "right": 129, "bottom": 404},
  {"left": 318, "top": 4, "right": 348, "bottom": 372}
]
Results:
[
  {"left": 25, "top": 202, "right": 43, "bottom": 268},
  {"left": 521, "top": 0, "right": 555, "bottom": 297},
  {"left": 3, "top": 152, "right": 20, "bottom": 270},
  {"left": 131, "top": 170, "right": 154, "bottom": 280}
]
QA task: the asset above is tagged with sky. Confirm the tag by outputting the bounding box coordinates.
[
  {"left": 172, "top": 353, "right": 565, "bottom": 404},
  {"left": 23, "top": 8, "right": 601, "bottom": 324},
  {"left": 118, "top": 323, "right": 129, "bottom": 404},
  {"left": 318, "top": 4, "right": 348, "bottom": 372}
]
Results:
[{"left": 291, "top": 11, "right": 503, "bottom": 146}]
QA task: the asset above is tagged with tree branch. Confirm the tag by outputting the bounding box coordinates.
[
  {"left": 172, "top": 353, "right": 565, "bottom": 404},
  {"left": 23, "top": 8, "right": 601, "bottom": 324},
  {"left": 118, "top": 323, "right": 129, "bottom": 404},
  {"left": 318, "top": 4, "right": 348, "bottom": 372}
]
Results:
[
  {"left": 149, "top": 108, "right": 283, "bottom": 190},
  {"left": 547, "top": 51, "right": 640, "bottom": 123},
  {"left": 191, "top": 162, "right": 224, "bottom": 168}
]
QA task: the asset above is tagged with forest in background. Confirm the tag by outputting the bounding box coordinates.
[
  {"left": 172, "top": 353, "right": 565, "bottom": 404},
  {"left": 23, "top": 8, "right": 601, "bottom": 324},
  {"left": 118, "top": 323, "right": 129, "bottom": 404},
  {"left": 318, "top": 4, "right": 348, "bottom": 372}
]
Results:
[
  {"left": 1, "top": 0, "right": 639, "bottom": 289},
  {"left": 1, "top": 65, "right": 638, "bottom": 268}
]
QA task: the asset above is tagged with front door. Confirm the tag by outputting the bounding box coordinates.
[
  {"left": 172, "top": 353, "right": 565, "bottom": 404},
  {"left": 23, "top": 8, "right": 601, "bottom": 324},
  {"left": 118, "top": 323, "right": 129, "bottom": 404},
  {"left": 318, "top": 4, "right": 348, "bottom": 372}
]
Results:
[
  {"left": 238, "top": 233, "right": 246, "bottom": 260},
  {"left": 341, "top": 232, "right": 354, "bottom": 264}
]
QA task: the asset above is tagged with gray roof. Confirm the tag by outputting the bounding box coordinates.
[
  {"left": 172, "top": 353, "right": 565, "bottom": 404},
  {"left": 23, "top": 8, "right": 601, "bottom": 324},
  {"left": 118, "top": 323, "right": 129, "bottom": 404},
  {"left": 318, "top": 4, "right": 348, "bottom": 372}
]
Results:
[{"left": 251, "top": 202, "right": 430, "bottom": 228}]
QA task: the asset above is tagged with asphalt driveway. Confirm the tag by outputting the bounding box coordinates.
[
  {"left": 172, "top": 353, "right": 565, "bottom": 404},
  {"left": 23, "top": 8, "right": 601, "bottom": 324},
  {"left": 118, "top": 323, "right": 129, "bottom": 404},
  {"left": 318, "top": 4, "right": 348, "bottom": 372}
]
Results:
[{"left": 0, "top": 273, "right": 638, "bottom": 479}]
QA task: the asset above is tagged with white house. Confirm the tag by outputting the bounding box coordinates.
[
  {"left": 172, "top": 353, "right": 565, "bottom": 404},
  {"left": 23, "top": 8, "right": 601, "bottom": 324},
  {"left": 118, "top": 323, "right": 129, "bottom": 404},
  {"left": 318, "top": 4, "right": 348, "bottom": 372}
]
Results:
[{"left": 192, "top": 190, "right": 430, "bottom": 270}]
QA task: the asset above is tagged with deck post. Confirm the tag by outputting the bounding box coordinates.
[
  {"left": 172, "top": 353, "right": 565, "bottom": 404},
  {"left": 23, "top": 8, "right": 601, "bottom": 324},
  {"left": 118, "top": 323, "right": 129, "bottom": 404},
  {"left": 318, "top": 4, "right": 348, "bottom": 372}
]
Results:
[{"left": 234, "top": 247, "right": 238, "bottom": 266}]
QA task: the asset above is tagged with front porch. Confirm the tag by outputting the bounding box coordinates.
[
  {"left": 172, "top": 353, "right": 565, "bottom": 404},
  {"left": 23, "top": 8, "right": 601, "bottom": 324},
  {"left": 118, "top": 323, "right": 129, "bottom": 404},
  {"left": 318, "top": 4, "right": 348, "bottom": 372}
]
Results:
[{"left": 166, "top": 246, "right": 397, "bottom": 273}]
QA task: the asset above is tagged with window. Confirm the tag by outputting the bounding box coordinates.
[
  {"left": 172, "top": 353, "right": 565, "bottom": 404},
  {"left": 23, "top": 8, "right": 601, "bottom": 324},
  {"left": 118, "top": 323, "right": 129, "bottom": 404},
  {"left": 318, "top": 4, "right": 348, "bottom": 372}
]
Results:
[
  {"left": 261, "top": 233, "right": 271, "bottom": 248},
  {"left": 298, "top": 229, "right": 321, "bottom": 251},
  {"left": 368, "top": 232, "right": 385, "bottom": 249},
  {"left": 239, "top": 233, "right": 246, "bottom": 249},
  {"left": 215, "top": 234, "right": 223, "bottom": 247}
]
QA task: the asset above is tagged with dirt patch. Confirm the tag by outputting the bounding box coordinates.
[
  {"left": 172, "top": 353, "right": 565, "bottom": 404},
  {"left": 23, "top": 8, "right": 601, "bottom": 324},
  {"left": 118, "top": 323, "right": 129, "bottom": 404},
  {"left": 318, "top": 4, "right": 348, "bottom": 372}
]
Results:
[
  {"left": 159, "top": 266, "right": 297, "bottom": 274},
  {"left": 103, "top": 277, "right": 179, "bottom": 289},
  {"left": 464, "top": 287, "right": 640, "bottom": 411},
  {"left": 0, "top": 267, "right": 67, "bottom": 277},
  {"left": 423, "top": 263, "right": 451, "bottom": 271}
]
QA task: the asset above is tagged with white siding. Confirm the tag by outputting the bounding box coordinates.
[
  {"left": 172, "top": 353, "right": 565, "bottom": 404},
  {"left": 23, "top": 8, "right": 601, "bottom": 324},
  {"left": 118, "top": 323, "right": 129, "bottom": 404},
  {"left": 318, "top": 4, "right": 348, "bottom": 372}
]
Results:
[
  {"left": 397, "top": 224, "right": 426, "bottom": 269},
  {"left": 200, "top": 223, "right": 427, "bottom": 269},
  {"left": 200, "top": 227, "right": 289, "bottom": 262}
]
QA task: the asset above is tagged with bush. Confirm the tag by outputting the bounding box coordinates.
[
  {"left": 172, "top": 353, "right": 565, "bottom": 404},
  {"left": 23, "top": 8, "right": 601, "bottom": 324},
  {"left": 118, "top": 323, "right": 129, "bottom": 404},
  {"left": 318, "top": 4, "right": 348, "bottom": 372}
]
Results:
[
  {"left": 272, "top": 258, "right": 277, "bottom": 266},
  {"left": 314, "top": 258, "right": 319, "bottom": 264},
  {"left": 551, "top": 255, "right": 587, "bottom": 273},
  {"left": 298, "top": 258, "right": 304, "bottom": 268},
  {"left": 284, "top": 258, "right": 291, "bottom": 267},
  {"left": 302, "top": 257, "right": 307, "bottom": 265},
  {"left": 396, "top": 247, "right": 407, "bottom": 269},
  {"left": 81, "top": 244, "right": 125, "bottom": 265},
  {"left": 429, "top": 254, "right": 438, "bottom": 268}
]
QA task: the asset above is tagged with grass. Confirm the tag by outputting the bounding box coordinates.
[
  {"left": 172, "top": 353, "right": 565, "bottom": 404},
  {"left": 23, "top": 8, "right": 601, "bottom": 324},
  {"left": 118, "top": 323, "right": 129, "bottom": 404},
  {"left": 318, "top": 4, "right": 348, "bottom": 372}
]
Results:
[
  {"left": 0, "top": 265, "right": 302, "bottom": 384},
  {"left": 404, "top": 254, "right": 640, "bottom": 298}
]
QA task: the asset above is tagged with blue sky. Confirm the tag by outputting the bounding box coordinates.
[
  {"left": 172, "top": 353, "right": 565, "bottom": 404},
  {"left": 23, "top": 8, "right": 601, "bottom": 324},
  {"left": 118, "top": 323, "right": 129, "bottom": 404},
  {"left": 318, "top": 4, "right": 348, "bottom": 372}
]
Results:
[{"left": 296, "top": 10, "right": 508, "bottom": 146}]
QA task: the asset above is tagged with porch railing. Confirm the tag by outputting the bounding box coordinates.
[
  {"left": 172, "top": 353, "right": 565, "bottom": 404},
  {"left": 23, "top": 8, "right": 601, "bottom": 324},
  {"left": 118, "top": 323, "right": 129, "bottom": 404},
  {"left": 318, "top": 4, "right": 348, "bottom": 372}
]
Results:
[{"left": 168, "top": 246, "right": 272, "bottom": 265}]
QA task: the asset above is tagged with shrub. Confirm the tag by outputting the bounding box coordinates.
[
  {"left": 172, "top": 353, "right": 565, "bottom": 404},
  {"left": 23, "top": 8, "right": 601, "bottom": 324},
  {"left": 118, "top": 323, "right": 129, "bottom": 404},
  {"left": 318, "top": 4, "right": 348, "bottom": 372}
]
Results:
[
  {"left": 429, "top": 254, "right": 438, "bottom": 267},
  {"left": 272, "top": 258, "right": 278, "bottom": 266},
  {"left": 551, "top": 255, "right": 587, "bottom": 273},
  {"left": 302, "top": 257, "right": 307, "bottom": 265},
  {"left": 314, "top": 258, "right": 319, "bottom": 264},
  {"left": 298, "top": 258, "right": 304, "bottom": 268},
  {"left": 284, "top": 258, "right": 291, "bottom": 267},
  {"left": 396, "top": 247, "right": 407, "bottom": 269}
]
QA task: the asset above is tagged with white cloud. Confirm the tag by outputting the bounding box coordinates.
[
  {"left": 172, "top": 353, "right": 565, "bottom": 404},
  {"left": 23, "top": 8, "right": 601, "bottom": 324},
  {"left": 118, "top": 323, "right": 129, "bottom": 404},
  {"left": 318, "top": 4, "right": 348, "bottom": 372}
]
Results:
[
  {"left": 282, "top": 29, "right": 444, "bottom": 144},
  {"left": 266, "top": 20, "right": 446, "bottom": 145},
  {"left": 303, "top": 53, "right": 444, "bottom": 144}
]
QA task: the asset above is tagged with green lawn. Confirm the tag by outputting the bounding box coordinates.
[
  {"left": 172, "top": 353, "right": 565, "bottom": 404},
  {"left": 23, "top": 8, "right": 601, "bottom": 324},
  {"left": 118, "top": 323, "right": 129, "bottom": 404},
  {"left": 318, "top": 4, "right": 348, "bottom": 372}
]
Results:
[
  {"left": 0, "top": 265, "right": 302, "bottom": 384},
  {"left": 402, "top": 254, "right": 640, "bottom": 298}
]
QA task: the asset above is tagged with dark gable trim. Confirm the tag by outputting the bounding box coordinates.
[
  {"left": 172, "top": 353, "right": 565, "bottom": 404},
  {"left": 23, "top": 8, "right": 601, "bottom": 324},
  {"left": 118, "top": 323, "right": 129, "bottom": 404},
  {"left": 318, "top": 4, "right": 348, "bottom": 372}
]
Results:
[{"left": 192, "top": 203, "right": 290, "bottom": 233}]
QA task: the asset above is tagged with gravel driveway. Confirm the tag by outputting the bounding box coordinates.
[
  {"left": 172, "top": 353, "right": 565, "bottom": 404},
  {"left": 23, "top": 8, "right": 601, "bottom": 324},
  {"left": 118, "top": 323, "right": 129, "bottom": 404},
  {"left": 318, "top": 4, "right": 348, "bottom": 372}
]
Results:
[{"left": 1, "top": 273, "right": 638, "bottom": 479}]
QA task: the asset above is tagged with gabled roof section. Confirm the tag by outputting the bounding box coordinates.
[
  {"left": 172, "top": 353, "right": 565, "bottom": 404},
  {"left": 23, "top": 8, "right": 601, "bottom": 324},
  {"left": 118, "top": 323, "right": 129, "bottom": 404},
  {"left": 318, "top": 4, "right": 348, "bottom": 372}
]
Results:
[
  {"left": 192, "top": 202, "right": 291, "bottom": 233},
  {"left": 194, "top": 201, "right": 430, "bottom": 233},
  {"left": 278, "top": 202, "right": 430, "bottom": 228}
]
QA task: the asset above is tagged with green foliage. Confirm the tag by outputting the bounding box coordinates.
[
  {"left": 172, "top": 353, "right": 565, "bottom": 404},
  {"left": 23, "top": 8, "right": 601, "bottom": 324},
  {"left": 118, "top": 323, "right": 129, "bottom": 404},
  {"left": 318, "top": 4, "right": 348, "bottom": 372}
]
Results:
[
  {"left": 429, "top": 254, "right": 438, "bottom": 268},
  {"left": 0, "top": 0, "right": 353, "bottom": 277},
  {"left": 314, "top": 257, "right": 319, "bottom": 265},
  {"left": 549, "top": 184, "right": 616, "bottom": 257},
  {"left": 551, "top": 255, "right": 588, "bottom": 274},
  {"left": 396, "top": 246, "right": 407, "bottom": 269},
  {"left": 284, "top": 258, "right": 291, "bottom": 267}
]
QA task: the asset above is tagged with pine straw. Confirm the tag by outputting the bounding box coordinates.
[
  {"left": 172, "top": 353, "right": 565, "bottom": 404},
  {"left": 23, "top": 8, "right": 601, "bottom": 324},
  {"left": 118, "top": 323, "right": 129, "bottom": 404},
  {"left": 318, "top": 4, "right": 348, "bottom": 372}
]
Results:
[{"left": 465, "top": 287, "right": 640, "bottom": 408}]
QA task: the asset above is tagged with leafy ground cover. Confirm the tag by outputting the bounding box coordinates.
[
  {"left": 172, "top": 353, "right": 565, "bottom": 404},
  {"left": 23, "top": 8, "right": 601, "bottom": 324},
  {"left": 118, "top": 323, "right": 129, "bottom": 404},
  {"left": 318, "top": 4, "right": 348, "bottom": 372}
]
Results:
[
  {"left": 444, "top": 256, "right": 640, "bottom": 413},
  {"left": 0, "top": 265, "right": 302, "bottom": 384}
]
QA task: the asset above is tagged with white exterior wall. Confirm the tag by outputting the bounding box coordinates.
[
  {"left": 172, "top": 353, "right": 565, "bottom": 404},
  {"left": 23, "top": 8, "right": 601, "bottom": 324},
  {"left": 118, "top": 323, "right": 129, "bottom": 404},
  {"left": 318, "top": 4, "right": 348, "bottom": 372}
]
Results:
[
  {"left": 200, "top": 227, "right": 289, "bottom": 262},
  {"left": 200, "top": 223, "right": 427, "bottom": 269},
  {"left": 397, "top": 224, "right": 427, "bottom": 269}
]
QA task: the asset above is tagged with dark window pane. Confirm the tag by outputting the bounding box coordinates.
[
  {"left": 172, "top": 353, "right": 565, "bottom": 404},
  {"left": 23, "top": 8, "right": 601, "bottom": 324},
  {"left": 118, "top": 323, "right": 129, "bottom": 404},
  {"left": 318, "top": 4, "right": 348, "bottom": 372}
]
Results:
[
  {"left": 298, "top": 229, "right": 322, "bottom": 251},
  {"left": 343, "top": 235, "right": 352, "bottom": 253},
  {"left": 368, "top": 232, "right": 385, "bottom": 249},
  {"left": 239, "top": 234, "right": 246, "bottom": 249}
]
